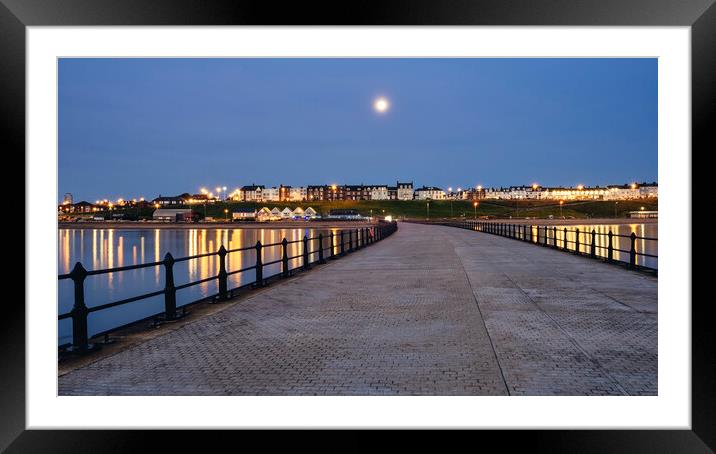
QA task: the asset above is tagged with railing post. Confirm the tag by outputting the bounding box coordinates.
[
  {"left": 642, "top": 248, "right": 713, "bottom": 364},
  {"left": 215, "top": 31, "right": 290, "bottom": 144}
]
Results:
[
  {"left": 69, "top": 262, "right": 91, "bottom": 352},
  {"left": 302, "top": 235, "right": 310, "bottom": 270},
  {"left": 607, "top": 230, "right": 613, "bottom": 262},
  {"left": 349, "top": 230, "right": 354, "bottom": 252},
  {"left": 590, "top": 229, "right": 596, "bottom": 258},
  {"left": 575, "top": 228, "right": 580, "bottom": 255},
  {"left": 217, "top": 245, "right": 228, "bottom": 300},
  {"left": 329, "top": 232, "right": 335, "bottom": 258},
  {"left": 255, "top": 241, "right": 264, "bottom": 286},
  {"left": 163, "top": 253, "right": 177, "bottom": 320},
  {"left": 318, "top": 233, "right": 326, "bottom": 264},
  {"left": 553, "top": 227, "right": 557, "bottom": 248},
  {"left": 544, "top": 226, "right": 548, "bottom": 246},
  {"left": 340, "top": 230, "right": 346, "bottom": 255},
  {"left": 629, "top": 232, "right": 637, "bottom": 269},
  {"left": 281, "top": 238, "right": 289, "bottom": 276},
  {"left": 563, "top": 228, "right": 568, "bottom": 251}
]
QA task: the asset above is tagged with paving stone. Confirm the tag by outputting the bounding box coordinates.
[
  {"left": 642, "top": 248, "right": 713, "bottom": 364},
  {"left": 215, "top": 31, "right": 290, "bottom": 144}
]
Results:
[{"left": 58, "top": 223, "right": 656, "bottom": 396}]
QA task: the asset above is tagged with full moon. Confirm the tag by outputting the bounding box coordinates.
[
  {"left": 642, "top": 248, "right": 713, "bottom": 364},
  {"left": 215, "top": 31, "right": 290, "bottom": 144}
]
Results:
[{"left": 373, "top": 97, "right": 390, "bottom": 113}]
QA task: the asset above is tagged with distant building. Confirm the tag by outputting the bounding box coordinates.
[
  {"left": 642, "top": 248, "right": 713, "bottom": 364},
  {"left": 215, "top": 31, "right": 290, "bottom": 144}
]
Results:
[
  {"left": 270, "top": 207, "right": 282, "bottom": 219},
  {"left": 278, "top": 185, "right": 295, "bottom": 202},
  {"left": 344, "top": 185, "right": 370, "bottom": 201},
  {"left": 292, "top": 207, "right": 305, "bottom": 218},
  {"left": 629, "top": 210, "right": 658, "bottom": 219},
  {"left": 232, "top": 207, "right": 257, "bottom": 220},
  {"left": 326, "top": 185, "right": 345, "bottom": 201},
  {"left": 368, "top": 185, "right": 389, "bottom": 200},
  {"left": 256, "top": 207, "right": 272, "bottom": 222},
  {"left": 263, "top": 187, "right": 280, "bottom": 202},
  {"left": 280, "top": 207, "right": 293, "bottom": 219},
  {"left": 638, "top": 182, "right": 658, "bottom": 198},
  {"left": 387, "top": 186, "right": 398, "bottom": 200},
  {"left": 304, "top": 207, "right": 318, "bottom": 218},
  {"left": 327, "top": 209, "right": 362, "bottom": 220},
  {"left": 152, "top": 195, "right": 185, "bottom": 206},
  {"left": 242, "top": 184, "right": 265, "bottom": 202},
  {"left": 289, "top": 186, "right": 307, "bottom": 201},
  {"left": 63, "top": 193, "right": 73, "bottom": 205},
  {"left": 307, "top": 185, "right": 327, "bottom": 201},
  {"left": 415, "top": 186, "right": 446, "bottom": 200},
  {"left": 66, "top": 201, "right": 96, "bottom": 213},
  {"left": 397, "top": 181, "right": 414, "bottom": 200},
  {"left": 152, "top": 208, "right": 195, "bottom": 222},
  {"left": 187, "top": 193, "right": 215, "bottom": 204}
]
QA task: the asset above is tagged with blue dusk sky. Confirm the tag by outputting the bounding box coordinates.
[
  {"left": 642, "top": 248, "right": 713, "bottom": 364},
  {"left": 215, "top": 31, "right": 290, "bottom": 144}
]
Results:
[{"left": 59, "top": 58, "right": 657, "bottom": 202}]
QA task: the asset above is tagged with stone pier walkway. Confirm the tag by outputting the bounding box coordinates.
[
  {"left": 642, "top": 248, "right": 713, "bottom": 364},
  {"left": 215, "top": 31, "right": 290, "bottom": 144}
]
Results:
[{"left": 58, "top": 222, "right": 657, "bottom": 396}]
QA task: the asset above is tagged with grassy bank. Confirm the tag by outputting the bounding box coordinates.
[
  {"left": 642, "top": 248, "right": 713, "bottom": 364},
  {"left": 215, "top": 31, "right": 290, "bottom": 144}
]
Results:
[{"left": 81, "top": 199, "right": 658, "bottom": 221}]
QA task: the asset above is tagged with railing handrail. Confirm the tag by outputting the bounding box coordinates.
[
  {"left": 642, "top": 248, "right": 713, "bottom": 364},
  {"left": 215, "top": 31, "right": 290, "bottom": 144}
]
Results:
[{"left": 58, "top": 222, "right": 398, "bottom": 353}]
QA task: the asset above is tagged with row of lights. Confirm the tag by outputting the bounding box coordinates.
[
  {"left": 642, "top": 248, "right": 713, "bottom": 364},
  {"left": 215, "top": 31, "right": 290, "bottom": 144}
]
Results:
[{"left": 450, "top": 183, "right": 639, "bottom": 192}]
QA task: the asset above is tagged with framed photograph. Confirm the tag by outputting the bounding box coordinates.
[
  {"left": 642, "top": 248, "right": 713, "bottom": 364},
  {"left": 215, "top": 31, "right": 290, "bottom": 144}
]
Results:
[{"left": 5, "top": 0, "right": 713, "bottom": 449}]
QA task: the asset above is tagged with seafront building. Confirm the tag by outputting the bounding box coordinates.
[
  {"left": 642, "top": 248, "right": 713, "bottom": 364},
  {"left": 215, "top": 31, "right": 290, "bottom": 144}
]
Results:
[
  {"left": 482, "top": 182, "right": 658, "bottom": 201},
  {"left": 415, "top": 186, "right": 447, "bottom": 200},
  {"left": 60, "top": 181, "right": 658, "bottom": 212}
]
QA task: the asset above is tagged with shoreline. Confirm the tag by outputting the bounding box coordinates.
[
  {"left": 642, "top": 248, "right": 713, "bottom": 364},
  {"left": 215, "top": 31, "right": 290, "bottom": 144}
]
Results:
[
  {"left": 59, "top": 217, "right": 656, "bottom": 230},
  {"left": 58, "top": 220, "right": 378, "bottom": 230}
]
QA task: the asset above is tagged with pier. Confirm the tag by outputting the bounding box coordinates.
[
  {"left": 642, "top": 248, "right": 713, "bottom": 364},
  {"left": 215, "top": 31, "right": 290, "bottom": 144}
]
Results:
[{"left": 58, "top": 222, "right": 657, "bottom": 396}]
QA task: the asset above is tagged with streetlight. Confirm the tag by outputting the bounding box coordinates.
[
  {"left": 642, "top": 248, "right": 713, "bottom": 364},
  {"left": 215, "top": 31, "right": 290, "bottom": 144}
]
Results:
[
  {"left": 615, "top": 201, "right": 619, "bottom": 218},
  {"left": 426, "top": 201, "right": 430, "bottom": 219},
  {"left": 559, "top": 200, "right": 564, "bottom": 218},
  {"left": 473, "top": 201, "right": 478, "bottom": 220},
  {"left": 224, "top": 208, "right": 229, "bottom": 221}
]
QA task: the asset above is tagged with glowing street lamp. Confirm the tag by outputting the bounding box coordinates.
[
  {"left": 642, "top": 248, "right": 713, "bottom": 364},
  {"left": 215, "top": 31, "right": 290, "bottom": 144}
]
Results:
[
  {"left": 559, "top": 200, "right": 564, "bottom": 218},
  {"left": 473, "top": 201, "right": 479, "bottom": 220},
  {"left": 224, "top": 208, "right": 229, "bottom": 221}
]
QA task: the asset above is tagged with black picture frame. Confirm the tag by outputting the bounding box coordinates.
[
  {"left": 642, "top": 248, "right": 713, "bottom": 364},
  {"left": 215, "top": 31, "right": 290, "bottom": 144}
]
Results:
[{"left": 3, "top": 0, "right": 712, "bottom": 450}]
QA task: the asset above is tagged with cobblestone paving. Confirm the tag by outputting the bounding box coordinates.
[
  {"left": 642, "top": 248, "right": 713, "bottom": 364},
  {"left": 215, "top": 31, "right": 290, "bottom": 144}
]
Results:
[{"left": 58, "top": 223, "right": 657, "bottom": 396}]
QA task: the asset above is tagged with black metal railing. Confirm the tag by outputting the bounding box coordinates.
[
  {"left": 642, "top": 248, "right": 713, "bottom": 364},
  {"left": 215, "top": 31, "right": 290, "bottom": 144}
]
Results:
[
  {"left": 419, "top": 220, "right": 657, "bottom": 273},
  {"left": 58, "top": 221, "right": 398, "bottom": 353}
]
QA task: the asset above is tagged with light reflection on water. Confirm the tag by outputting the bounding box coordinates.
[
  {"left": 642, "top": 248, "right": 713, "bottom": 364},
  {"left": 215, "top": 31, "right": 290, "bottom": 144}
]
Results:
[
  {"left": 518, "top": 223, "right": 658, "bottom": 269},
  {"left": 58, "top": 227, "right": 350, "bottom": 345}
]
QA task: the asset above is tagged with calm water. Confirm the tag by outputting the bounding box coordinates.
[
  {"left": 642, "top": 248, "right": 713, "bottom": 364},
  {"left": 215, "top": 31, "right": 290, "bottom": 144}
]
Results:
[
  {"left": 520, "top": 223, "right": 658, "bottom": 269},
  {"left": 58, "top": 227, "right": 347, "bottom": 345}
]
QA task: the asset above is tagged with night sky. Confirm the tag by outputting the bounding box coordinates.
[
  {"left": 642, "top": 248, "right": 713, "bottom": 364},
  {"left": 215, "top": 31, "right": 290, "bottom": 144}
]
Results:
[{"left": 59, "top": 58, "right": 657, "bottom": 202}]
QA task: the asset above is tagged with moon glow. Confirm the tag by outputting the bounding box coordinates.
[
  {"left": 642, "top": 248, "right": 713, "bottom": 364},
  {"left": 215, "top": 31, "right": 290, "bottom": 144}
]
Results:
[{"left": 373, "top": 97, "right": 390, "bottom": 114}]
